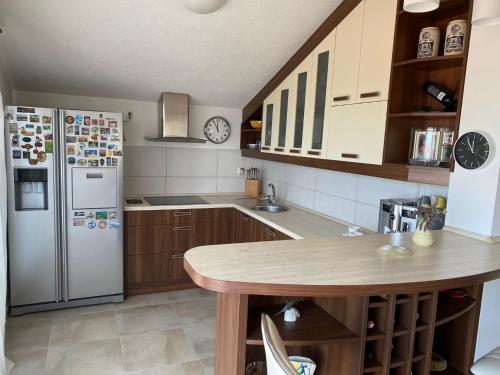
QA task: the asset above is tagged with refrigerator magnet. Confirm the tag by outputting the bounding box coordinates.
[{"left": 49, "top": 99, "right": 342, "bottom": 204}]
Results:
[
  {"left": 20, "top": 128, "right": 34, "bottom": 136},
  {"left": 67, "top": 145, "right": 75, "bottom": 155},
  {"left": 106, "top": 157, "right": 112, "bottom": 166},
  {"left": 100, "top": 159, "right": 105, "bottom": 166},
  {"left": 84, "top": 116, "right": 90, "bottom": 126},
  {"left": 99, "top": 119, "right": 105, "bottom": 126},
  {"left": 88, "top": 141, "right": 98, "bottom": 148},
  {"left": 113, "top": 150, "right": 122, "bottom": 156},
  {"left": 36, "top": 126, "right": 42, "bottom": 134},
  {"left": 99, "top": 150, "right": 106, "bottom": 157},
  {"left": 78, "top": 142, "right": 86, "bottom": 150},
  {"left": 108, "top": 120, "right": 117, "bottom": 128},
  {"left": 74, "top": 211, "right": 85, "bottom": 217},
  {"left": 78, "top": 136, "right": 88, "bottom": 143},
  {"left": 9, "top": 123, "right": 18, "bottom": 133},
  {"left": 96, "top": 211, "right": 107, "bottom": 220},
  {"left": 111, "top": 158, "right": 118, "bottom": 166},
  {"left": 66, "top": 136, "right": 77, "bottom": 143},
  {"left": 65, "top": 115, "right": 74, "bottom": 124},
  {"left": 29, "top": 115, "right": 40, "bottom": 123},
  {"left": 87, "top": 220, "right": 97, "bottom": 230},
  {"left": 66, "top": 125, "right": 74, "bottom": 135},
  {"left": 75, "top": 115, "right": 83, "bottom": 125},
  {"left": 22, "top": 151, "right": 30, "bottom": 159},
  {"left": 11, "top": 135, "right": 19, "bottom": 147},
  {"left": 91, "top": 126, "right": 99, "bottom": 133},
  {"left": 107, "top": 143, "right": 117, "bottom": 150},
  {"left": 77, "top": 159, "right": 87, "bottom": 166},
  {"left": 85, "top": 150, "right": 97, "bottom": 158},
  {"left": 74, "top": 126, "right": 80, "bottom": 135},
  {"left": 73, "top": 218, "right": 85, "bottom": 226},
  {"left": 108, "top": 220, "right": 120, "bottom": 230},
  {"left": 44, "top": 132, "right": 53, "bottom": 140},
  {"left": 81, "top": 127, "right": 89, "bottom": 135},
  {"left": 42, "top": 116, "right": 52, "bottom": 124},
  {"left": 100, "top": 135, "right": 108, "bottom": 141},
  {"left": 98, "top": 221, "right": 107, "bottom": 229},
  {"left": 108, "top": 212, "right": 117, "bottom": 219},
  {"left": 12, "top": 150, "right": 21, "bottom": 159},
  {"left": 91, "top": 119, "right": 98, "bottom": 125},
  {"left": 16, "top": 114, "right": 27, "bottom": 121},
  {"left": 89, "top": 160, "right": 98, "bottom": 167},
  {"left": 45, "top": 141, "right": 53, "bottom": 153},
  {"left": 86, "top": 212, "right": 94, "bottom": 219},
  {"left": 90, "top": 134, "right": 98, "bottom": 141},
  {"left": 67, "top": 157, "right": 76, "bottom": 165}
]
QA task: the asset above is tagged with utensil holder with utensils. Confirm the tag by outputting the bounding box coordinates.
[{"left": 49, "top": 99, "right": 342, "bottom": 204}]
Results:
[{"left": 244, "top": 168, "right": 262, "bottom": 198}]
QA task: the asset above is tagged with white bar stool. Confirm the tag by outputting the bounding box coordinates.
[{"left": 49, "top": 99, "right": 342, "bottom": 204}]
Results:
[
  {"left": 471, "top": 346, "right": 500, "bottom": 375},
  {"left": 260, "top": 313, "right": 297, "bottom": 375}
]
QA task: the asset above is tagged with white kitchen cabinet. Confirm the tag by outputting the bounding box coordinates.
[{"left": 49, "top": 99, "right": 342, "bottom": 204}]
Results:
[
  {"left": 303, "top": 29, "right": 336, "bottom": 159},
  {"left": 326, "top": 101, "right": 387, "bottom": 165},
  {"left": 285, "top": 55, "right": 313, "bottom": 156},
  {"left": 270, "top": 77, "right": 294, "bottom": 154},
  {"left": 261, "top": 89, "right": 279, "bottom": 153},
  {"left": 330, "top": 1, "right": 364, "bottom": 107},
  {"left": 356, "top": 0, "right": 397, "bottom": 103}
]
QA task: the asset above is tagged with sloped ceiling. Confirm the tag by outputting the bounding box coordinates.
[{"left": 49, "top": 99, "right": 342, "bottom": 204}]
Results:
[{"left": 0, "top": 0, "right": 342, "bottom": 107}]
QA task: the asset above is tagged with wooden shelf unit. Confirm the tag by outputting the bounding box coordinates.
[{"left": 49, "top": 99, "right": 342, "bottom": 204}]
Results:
[
  {"left": 242, "top": 286, "right": 482, "bottom": 375},
  {"left": 384, "top": 0, "right": 473, "bottom": 169}
]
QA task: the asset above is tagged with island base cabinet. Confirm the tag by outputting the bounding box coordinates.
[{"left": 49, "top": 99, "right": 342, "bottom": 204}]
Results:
[{"left": 326, "top": 101, "right": 387, "bottom": 165}]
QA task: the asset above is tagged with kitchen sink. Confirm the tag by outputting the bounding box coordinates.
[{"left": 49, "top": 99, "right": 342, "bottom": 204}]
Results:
[{"left": 251, "top": 205, "right": 289, "bottom": 213}]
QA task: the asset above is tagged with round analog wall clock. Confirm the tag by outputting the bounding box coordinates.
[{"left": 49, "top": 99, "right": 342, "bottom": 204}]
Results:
[
  {"left": 453, "top": 131, "right": 493, "bottom": 170},
  {"left": 204, "top": 116, "right": 231, "bottom": 144}
]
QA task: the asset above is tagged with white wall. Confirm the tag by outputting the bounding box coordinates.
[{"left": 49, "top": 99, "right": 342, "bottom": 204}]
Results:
[
  {"left": 255, "top": 160, "right": 448, "bottom": 232},
  {"left": 444, "top": 22, "right": 500, "bottom": 361}
]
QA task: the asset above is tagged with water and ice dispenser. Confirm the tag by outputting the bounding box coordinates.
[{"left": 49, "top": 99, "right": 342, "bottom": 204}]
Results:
[{"left": 14, "top": 168, "right": 49, "bottom": 211}]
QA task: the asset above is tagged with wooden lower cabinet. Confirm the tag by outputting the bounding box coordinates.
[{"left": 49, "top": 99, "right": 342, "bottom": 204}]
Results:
[{"left": 125, "top": 208, "right": 290, "bottom": 295}]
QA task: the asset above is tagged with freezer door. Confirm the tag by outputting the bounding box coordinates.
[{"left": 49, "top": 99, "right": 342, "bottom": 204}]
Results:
[
  {"left": 61, "top": 109, "right": 123, "bottom": 300},
  {"left": 5, "top": 106, "right": 60, "bottom": 306}
]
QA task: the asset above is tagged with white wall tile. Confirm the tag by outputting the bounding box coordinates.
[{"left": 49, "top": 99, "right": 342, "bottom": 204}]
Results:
[
  {"left": 124, "top": 177, "right": 166, "bottom": 195},
  {"left": 285, "top": 164, "right": 316, "bottom": 190},
  {"left": 357, "top": 176, "right": 419, "bottom": 207},
  {"left": 166, "top": 148, "right": 217, "bottom": 177},
  {"left": 165, "top": 177, "right": 217, "bottom": 194},
  {"left": 123, "top": 146, "right": 167, "bottom": 177},
  {"left": 354, "top": 203, "right": 380, "bottom": 232},
  {"left": 262, "top": 161, "right": 286, "bottom": 182},
  {"left": 420, "top": 184, "right": 449, "bottom": 197},
  {"left": 216, "top": 177, "right": 245, "bottom": 193},
  {"left": 217, "top": 150, "right": 262, "bottom": 177},
  {"left": 285, "top": 185, "right": 315, "bottom": 210},
  {"left": 313, "top": 192, "right": 356, "bottom": 224},
  {"left": 315, "top": 169, "right": 358, "bottom": 200}
]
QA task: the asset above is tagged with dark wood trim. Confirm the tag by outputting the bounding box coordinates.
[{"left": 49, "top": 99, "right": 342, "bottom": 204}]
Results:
[
  {"left": 241, "top": 0, "right": 363, "bottom": 122},
  {"left": 241, "top": 148, "right": 450, "bottom": 186},
  {"left": 126, "top": 281, "right": 197, "bottom": 296}
]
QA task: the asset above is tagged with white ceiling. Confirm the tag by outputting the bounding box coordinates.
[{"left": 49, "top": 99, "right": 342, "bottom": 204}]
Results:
[{"left": 0, "top": 0, "right": 342, "bottom": 108}]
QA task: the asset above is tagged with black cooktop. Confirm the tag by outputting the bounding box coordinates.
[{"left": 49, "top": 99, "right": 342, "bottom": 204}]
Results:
[{"left": 143, "top": 196, "right": 209, "bottom": 206}]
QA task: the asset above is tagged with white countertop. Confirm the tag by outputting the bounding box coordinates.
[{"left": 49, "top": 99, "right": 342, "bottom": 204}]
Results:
[{"left": 124, "top": 193, "right": 359, "bottom": 240}]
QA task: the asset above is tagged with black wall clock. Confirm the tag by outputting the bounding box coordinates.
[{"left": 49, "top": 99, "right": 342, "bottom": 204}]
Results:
[
  {"left": 453, "top": 131, "right": 492, "bottom": 170},
  {"left": 204, "top": 116, "right": 231, "bottom": 144}
]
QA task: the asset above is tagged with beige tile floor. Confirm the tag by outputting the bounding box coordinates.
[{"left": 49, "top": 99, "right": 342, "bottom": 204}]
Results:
[{"left": 5, "top": 288, "right": 216, "bottom": 375}]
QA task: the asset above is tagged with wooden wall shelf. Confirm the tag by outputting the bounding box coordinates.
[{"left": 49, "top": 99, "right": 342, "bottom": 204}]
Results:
[
  {"left": 435, "top": 294, "right": 476, "bottom": 326},
  {"left": 388, "top": 112, "right": 457, "bottom": 119},
  {"left": 241, "top": 149, "right": 451, "bottom": 186},
  {"left": 246, "top": 301, "right": 359, "bottom": 346},
  {"left": 393, "top": 55, "right": 463, "bottom": 68}
]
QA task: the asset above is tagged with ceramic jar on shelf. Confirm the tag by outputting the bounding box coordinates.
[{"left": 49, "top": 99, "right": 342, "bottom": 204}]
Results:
[
  {"left": 417, "top": 27, "right": 440, "bottom": 58},
  {"left": 444, "top": 19, "right": 467, "bottom": 56}
]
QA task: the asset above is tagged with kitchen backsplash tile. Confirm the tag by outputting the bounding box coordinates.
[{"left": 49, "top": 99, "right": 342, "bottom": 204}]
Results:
[
  {"left": 262, "top": 161, "right": 286, "bottom": 183},
  {"left": 285, "top": 164, "right": 316, "bottom": 190},
  {"left": 216, "top": 177, "right": 245, "bottom": 193},
  {"left": 313, "top": 191, "right": 356, "bottom": 224},
  {"left": 217, "top": 150, "right": 262, "bottom": 177},
  {"left": 285, "top": 185, "right": 315, "bottom": 211},
  {"left": 124, "top": 146, "right": 167, "bottom": 177},
  {"left": 315, "top": 169, "right": 358, "bottom": 200},
  {"left": 165, "top": 177, "right": 217, "bottom": 194},
  {"left": 354, "top": 202, "right": 381, "bottom": 232},
  {"left": 166, "top": 148, "right": 218, "bottom": 177},
  {"left": 356, "top": 175, "right": 420, "bottom": 207},
  {"left": 124, "top": 177, "right": 166, "bottom": 195}
]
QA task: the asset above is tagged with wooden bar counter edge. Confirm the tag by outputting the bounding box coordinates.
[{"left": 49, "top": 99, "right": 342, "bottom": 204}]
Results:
[{"left": 184, "top": 230, "right": 500, "bottom": 375}]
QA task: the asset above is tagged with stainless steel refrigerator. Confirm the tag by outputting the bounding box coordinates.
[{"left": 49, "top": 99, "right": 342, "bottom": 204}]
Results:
[{"left": 5, "top": 106, "right": 124, "bottom": 315}]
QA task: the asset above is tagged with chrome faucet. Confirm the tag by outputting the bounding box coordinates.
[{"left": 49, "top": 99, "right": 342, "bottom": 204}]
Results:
[{"left": 266, "top": 183, "right": 277, "bottom": 206}]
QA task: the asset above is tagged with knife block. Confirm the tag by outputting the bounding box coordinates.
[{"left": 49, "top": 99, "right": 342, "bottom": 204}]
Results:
[{"left": 245, "top": 179, "right": 261, "bottom": 198}]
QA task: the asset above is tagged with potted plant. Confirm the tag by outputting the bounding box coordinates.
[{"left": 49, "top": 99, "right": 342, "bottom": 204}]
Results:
[{"left": 412, "top": 201, "right": 446, "bottom": 247}]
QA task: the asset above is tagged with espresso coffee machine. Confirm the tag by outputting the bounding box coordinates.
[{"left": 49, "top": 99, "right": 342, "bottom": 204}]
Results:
[{"left": 378, "top": 198, "right": 419, "bottom": 234}]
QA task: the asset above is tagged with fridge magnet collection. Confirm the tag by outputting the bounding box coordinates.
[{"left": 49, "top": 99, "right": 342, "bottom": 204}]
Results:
[
  {"left": 73, "top": 210, "right": 120, "bottom": 230},
  {"left": 6, "top": 107, "right": 52, "bottom": 165},
  {"left": 65, "top": 114, "right": 121, "bottom": 167}
]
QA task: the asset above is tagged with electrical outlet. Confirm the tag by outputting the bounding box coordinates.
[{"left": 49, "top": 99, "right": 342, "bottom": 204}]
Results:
[{"left": 237, "top": 167, "right": 246, "bottom": 176}]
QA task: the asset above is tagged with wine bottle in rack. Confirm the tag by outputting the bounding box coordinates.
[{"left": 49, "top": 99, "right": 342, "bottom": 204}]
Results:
[{"left": 423, "top": 81, "right": 457, "bottom": 111}]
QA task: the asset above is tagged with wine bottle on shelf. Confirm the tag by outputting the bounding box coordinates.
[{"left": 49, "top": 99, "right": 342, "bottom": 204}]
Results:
[
  {"left": 423, "top": 81, "right": 458, "bottom": 111},
  {"left": 367, "top": 320, "right": 375, "bottom": 330}
]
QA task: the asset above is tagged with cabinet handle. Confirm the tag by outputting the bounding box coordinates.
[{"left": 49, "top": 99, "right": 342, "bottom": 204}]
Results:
[
  {"left": 274, "top": 147, "right": 284, "bottom": 152},
  {"left": 341, "top": 153, "right": 360, "bottom": 159},
  {"left": 261, "top": 146, "right": 270, "bottom": 151},
  {"left": 173, "top": 211, "right": 191, "bottom": 217},
  {"left": 307, "top": 150, "right": 321, "bottom": 156},
  {"left": 289, "top": 149, "right": 301, "bottom": 154},
  {"left": 333, "top": 95, "right": 350, "bottom": 102},
  {"left": 172, "top": 254, "right": 184, "bottom": 259},
  {"left": 360, "top": 91, "right": 381, "bottom": 99},
  {"left": 173, "top": 225, "right": 191, "bottom": 231},
  {"left": 240, "top": 214, "right": 250, "bottom": 222},
  {"left": 265, "top": 228, "right": 276, "bottom": 237}
]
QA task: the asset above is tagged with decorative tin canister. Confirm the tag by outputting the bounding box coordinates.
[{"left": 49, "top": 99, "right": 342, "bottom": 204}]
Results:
[
  {"left": 444, "top": 19, "right": 467, "bottom": 55},
  {"left": 417, "top": 27, "right": 440, "bottom": 58}
]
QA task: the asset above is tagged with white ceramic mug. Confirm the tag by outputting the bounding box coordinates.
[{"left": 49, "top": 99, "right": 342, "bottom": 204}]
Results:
[
  {"left": 444, "top": 19, "right": 467, "bottom": 55},
  {"left": 417, "top": 27, "right": 440, "bottom": 58}
]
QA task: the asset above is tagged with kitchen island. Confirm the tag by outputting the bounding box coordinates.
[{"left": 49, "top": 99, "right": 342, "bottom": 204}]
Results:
[{"left": 184, "top": 230, "right": 500, "bottom": 375}]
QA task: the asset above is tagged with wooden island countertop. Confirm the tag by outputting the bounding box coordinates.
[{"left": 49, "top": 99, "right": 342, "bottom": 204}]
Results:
[{"left": 185, "top": 230, "right": 500, "bottom": 296}]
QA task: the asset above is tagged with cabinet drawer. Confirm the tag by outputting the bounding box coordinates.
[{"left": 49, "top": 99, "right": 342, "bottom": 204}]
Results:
[
  {"left": 164, "top": 208, "right": 231, "bottom": 225},
  {"left": 126, "top": 253, "right": 169, "bottom": 285},
  {"left": 126, "top": 211, "right": 164, "bottom": 226},
  {"left": 168, "top": 253, "right": 191, "bottom": 282},
  {"left": 169, "top": 221, "right": 230, "bottom": 254}
]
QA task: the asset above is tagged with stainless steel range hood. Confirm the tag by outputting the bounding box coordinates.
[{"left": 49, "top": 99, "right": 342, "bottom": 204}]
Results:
[{"left": 145, "top": 92, "right": 206, "bottom": 143}]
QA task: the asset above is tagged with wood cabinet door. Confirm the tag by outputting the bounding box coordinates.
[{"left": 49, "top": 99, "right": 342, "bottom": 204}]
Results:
[
  {"left": 126, "top": 253, "right": 170, "bottom": 285},
  {"left": 331, "top": 1, "right": 364, "bottom": 107},
  {"left": 326, "top": 101, "right": 387, "bottom": 165},
  {"left": 232, "top": 211, "right": 254, "bottom": 243},
  {"left": 357, "top": 0, "right": 397, "bottom": 104},
  {"left": 303, "top": 28, "right": 336, "bottom": 159},
  {"left": 168, "top": 253, "right": 191, "bottom": 282},
  {"left": 271, "top": 77, "right": 294, "bottom": 155},
  {"left": 261, "top": 90, "right": 279, "bottom": 153},
  {"left": 286, "top": 55, "right": 314, "bottom": 157}
]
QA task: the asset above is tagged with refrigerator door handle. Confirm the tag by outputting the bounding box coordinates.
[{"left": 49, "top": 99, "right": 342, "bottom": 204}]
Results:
[
  {"left": 58, "top": 109, "right": 69, "bottom": 302},
  {"left": 53, "top": 109, "right": 61, "bottom": 302}
]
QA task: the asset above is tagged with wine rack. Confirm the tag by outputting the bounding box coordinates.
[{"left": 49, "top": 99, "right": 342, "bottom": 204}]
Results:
[{"left": 244, "top": 284, "right": 482, "bottom": 375}]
